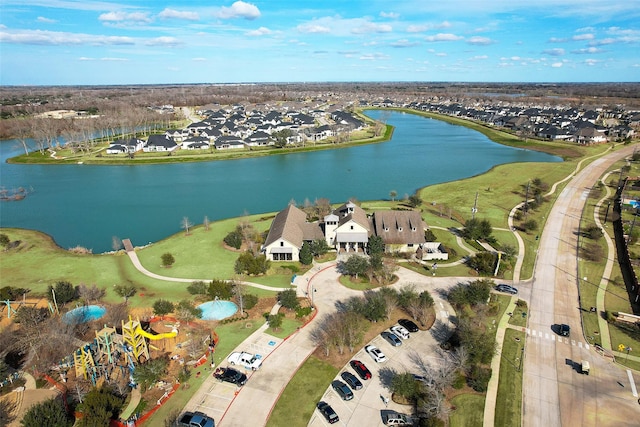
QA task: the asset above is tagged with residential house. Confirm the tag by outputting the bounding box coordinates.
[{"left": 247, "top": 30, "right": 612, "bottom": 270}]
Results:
[
  {"left": 182, "top": 136, "right": 210, "bottom": 150},
  {"left": 106, "top": 137, "right": 144, "bottom": 154},
  {"left": 143, "top": 134, "right": 179, "bottom": 152},
  {"left": 214, "top": 135, "right": 245, "bottom": 150}
]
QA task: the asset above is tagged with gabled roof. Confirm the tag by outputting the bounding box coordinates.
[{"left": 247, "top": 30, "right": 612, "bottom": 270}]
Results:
[
  {"left": 372, "top": 211, "right": 426, "bottom": 244},
  {"left": 333, "top": 202, "right": 371, "bottom": 232},
  {"left": 146, "top": 134, "right": 177, "bottom": 148},
  {"left": 263, "top": 205, "right": 323, "bottom": 248}
]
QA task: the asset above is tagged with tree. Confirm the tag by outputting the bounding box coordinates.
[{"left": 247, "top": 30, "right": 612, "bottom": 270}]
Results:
[
  {"left": 113, "top": 283, "right": 137, "bottom": 302},
  {"left": 175, "top": 299, "right": 202, "bottom": 322},
  {"left": 522, "top": 219, "right": 538, "bottom": 232},
  {"left": 234, "top": 251, "right": 270, "bottom": 275},
  {"left": 467, "top": 252, "right": 497, "bottom": 276},
  {"left": 223, "top": 229, "right": 243, "bottom": 249},
  {"left": 161, "top": 252, "right": 175, "bottom": 268},
  {"left": 203, "top": 215, "right": 210, "bottom": 231},
  {"left": 20, "top": 397, "right": 72, "bottom": 427},
  {"left": 78, "top": 283, "right": 105, "bottom": 303},
  {"left": 0, "top": 233, "right": 10, "bottom": 248},
  {"left": 391, "top": 372, "right": 419, "bottom": 402},
  {"left": 153, "top": 299, "right": 175, "bottom": 316},
  {"left": 181, "top": 216, "right": 193, "bottom": 235},
  {"left": 76, "top": 386, "right": 124, "bottom": 427},
  {"left": 133, "top": 357, "right": 169, "bottom": 392},
  {"left": 47, "top": 281, "right": 77, "bottom": 305},
  {"left": 390, "top": 190, "right": 397, "bottom": 201},
  {"left": 462, "top": 218, "right": 493, "bottom": 241},
  {"left": 111, "top": 236, "right": 122, "bottom": 251},
  {"left": 309, "top": 239, "right": 330, "bottom": 257},
  {"left": 337, "top": 255, "right": 369, "bottom": 279},
  {"left": 299, "top": 241, "right": 313, "bottom": 265},
  {"left": 0, "top": 397, "right": 17, "bottom": 426},
  {"left": 187, "top": 280, "right": 208, "bottom": 295},
  {"left": 208, "top": 279, "right": 233, "bottom": 300},
  {"left": 267, "top": 313, "right": 284, "bottom": 331},
  {"left": 408, "top": 195, "right": 422, "bottom": 208},
  {"left": 367, "top": 235, "right": 385, "bottom": 256},
  {"left": 278, "top": 289, "right": 300, "bottom": 310}
]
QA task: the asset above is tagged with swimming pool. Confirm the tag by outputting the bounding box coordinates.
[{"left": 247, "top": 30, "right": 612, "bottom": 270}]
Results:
[
  {"left": 198, "top": 300, "right": 238, "bottom": 320},
  {"left": 63, "top": 305, "right": 106, "bottom": 323}
]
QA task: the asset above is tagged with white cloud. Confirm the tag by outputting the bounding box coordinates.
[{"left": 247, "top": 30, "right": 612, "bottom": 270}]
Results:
[
  {"left": 407, "top": 21, "right": 451, "bottom": 33},
  {"left": 0, "top": 29, "right": 135, "bottom": 45},
  {"left": 78, "top": 57, "right": 127, "bottom": 61},
  {"left": 572, "top": 33, "right": 594, "bottom": 41},
  {"left": 551, "top": 62, "right": 563, "bottom": 68},
  {"left": 588, "top": 38, "right": 616, "bottom": 46},
  {"left": 390, "top": 39, "right": 419, "bottom": 48},
  {"left": 467, "top": 36, "right": 493, "bottom": 45},
  {"left": 214, "top": 1, "right": 261, "bottom": 20},
  {"left": 380, "top": 11, "right": 399, "bottom": 19},
  {"left": 359, "top": 52, "right": 389, "bottom": 60},
  {"left": 246, "top": 27, "right": 273, "bottom": 36},
  {"left": 37, "top": 16, "right": 57, "bottom": 23},
  {"left": 158, "top": 8, "right": 199, "bottom": 21},
  {"left": 572, "top": 47, "right": 603, "bottom": 54},
  {"left": 470, "top": 55, "right": 488, "bottom": 60},
  {"left": 98, "top": 11, "right": 152, "bottom": 24},
  {"left": 145, "top": 36, "right": 181, "bottom": 47},
  {"left": 511, "top": 56, "right": 521, "bottom": 61},
  {"left": 192, "top": 57, "right": 207, "bottom": 61},
  {"left": 542, "top": 48, "right": 565, "bottom": 56},
  {"left": 351, "top": 22, "right": 392, "bottom": 34},
  {"left": 425, "top": 33, "right": 463, "bottom": 42},
  {"left": 297, "top": 23, "right": 331, "bottom": 34},
  {"left": 548, "top": 37, "right": 567, "bottom": 43},
  {"left": 584, "top": 59, "right": 600, "bottom": 66}
]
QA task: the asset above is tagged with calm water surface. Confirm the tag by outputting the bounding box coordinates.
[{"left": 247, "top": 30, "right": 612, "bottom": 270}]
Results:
[{"left": 0, "top": 110, "right": 561, "bottom": 252}]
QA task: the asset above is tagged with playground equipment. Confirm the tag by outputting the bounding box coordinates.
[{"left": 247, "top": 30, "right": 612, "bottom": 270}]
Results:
[{"left": 67, "top": 317, "right": 179, "bottom": 386}]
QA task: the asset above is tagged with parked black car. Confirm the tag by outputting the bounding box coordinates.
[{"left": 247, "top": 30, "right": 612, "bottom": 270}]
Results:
[
  {"left": 316, "top": 401, "right": 339, "bottom": 424},
  {"left": 398, "top": 318, "right": 419, "bottom": 332},
  {"left": 213, "top": 367, "right": 247, "bottom": 386},
  {"left": 331, "top": 380, "right": 354, "bottom": 401},
  {"left": 349, "top": 360, "right": 372, "bottom": 380},
  {"left": 341, "top": 371, "right": 363, "bottom": 390}
]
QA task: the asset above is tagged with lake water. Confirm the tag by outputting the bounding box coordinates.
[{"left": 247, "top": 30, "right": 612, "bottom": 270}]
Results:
[{"left": 0, "top": 110, "right": 561, "bottom": 253}]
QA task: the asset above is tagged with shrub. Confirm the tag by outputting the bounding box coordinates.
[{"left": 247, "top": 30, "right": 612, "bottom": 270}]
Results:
[
  {"left": 187, "top": 281, "right": 209, "bottom": 295},
  {"left": 467, "top": 365, "right": 492, "bottom": 392},
  {"left": 242, "top": 294, "right": 258, "bottom": 310},
  {"left": 223, "top": 229, "right": 243, "bottom": 249},
  {"left": 153, "top": 299, "right": 174, "bottom": 316},
  {"left": 295, "top": 306, "right": 313, "bottom": 318},
  {"left": 161, "top": 252, "right": 175, "bottom": 267},
  {"left": 452, "top": 370, "right": 466, "bottom": 389}
]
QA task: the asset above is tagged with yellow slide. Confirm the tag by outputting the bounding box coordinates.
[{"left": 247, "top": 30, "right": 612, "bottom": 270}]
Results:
[{"left": 135, "top": 326, "right": 177, "bottom": 341}]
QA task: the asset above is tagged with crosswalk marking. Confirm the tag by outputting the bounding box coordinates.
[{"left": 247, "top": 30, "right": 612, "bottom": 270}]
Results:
[{"left": 515, "top": 328, "right": 590, "bottom": 348}]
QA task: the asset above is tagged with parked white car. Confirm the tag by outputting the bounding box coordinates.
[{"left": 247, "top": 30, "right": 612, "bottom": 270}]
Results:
[
  {"left": 390, "top": 325, "right": 410, "bottom": 340},
  {"left": 365, "top": 344, "right": 387, "bottom": 363},
  {"left": 227, "top": 351, "right": 263, "bottom": 370}
]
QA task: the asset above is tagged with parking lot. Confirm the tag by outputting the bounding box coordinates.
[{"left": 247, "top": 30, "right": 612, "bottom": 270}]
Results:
[{"left": 309, "top": 304, "right": 456, "bottom": 426}]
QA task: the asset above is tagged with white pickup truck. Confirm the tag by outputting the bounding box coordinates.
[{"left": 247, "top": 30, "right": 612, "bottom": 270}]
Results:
[{"left": 227, "top": 351, "right": 263, "bottom": 371}]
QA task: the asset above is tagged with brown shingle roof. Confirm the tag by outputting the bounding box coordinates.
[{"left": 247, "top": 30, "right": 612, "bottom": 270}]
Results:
[
  {"left": 264, "top": 205, "right": 323, "bottom": 247},
  {"left": 372, "top": 211, "right": 426, "bottom": 245}
]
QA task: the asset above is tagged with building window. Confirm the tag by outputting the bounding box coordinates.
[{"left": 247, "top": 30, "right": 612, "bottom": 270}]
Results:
[
  {"left": 350, "top": 225, "right": 354, "bottom": 230},
  {"left": 280, "top": 241, "right": 284, "bottom": 246}
]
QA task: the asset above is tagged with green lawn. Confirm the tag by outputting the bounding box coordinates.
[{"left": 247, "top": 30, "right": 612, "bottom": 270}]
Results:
[
  {"left": 449, "top": 394, "right": 486, "bottom": 427},
  {"left": 266, "top": 356, "right": 338, "bottom": 427},
  {"left": 494, "top": 329, "right": 524, "bottom": 427}
]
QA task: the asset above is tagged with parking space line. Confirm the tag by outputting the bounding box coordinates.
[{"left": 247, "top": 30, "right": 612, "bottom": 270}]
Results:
[{"left": 627, "top": 370, "right": 638, "bottom": 398}]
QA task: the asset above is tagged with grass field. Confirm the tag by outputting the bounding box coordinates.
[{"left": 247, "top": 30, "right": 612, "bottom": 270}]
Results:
[
  {"left": 266, "top": 356, "right": 339, "bottom": 427},
  {"left": 494, "top": 329, "right": 524, "bottom": 427},
  {"left": 449, "top": 394, "right": 486, "bottom": 427}
]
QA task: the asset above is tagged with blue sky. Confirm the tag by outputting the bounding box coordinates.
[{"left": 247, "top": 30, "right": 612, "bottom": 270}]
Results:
[{"left": 1, "top": 0, "right": 639, "bottom": 85}]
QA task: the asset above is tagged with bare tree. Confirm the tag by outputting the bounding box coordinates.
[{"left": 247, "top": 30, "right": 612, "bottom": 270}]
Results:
[
  {"left": 181, "top": 217, "right": 193, "bottom": 235},
  {"left": 111, "top": 236, "right": 122, "bottom": 251},
  {"left": 78, "top": 284, "right": 106, "bottom": 304},
  {"left": 203, "top": 216, "right": 210, "bottom": 231}
]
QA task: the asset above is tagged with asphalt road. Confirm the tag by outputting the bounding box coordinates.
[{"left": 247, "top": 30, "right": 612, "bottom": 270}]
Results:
[{"left": 523, "top": 145, "right": 640, "bottom": 427}]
